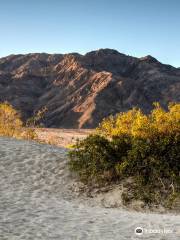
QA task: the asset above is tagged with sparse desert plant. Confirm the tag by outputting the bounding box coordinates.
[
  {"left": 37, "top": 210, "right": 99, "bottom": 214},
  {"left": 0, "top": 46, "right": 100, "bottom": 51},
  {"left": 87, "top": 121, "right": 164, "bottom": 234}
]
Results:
[
  {"left": 69, "top": 103, "right": 180, "bottom": 207},
  {"left": 26, "top": 106, "right": 48, "bottom": 127},
  {"left": 69, "top": 134, "right": 132, "bottom": 183},
  {"left": 69, "top": 135, "right": 116, "bottom": 183},
  {"left": 0, "top": 102, "right": 23, "bottom": 138},
  {"left": 0, "top": 102, "right": 36, "bottom": 140},
  {"left": 97, "top": 102, "right": 180, "bottom": 138}
]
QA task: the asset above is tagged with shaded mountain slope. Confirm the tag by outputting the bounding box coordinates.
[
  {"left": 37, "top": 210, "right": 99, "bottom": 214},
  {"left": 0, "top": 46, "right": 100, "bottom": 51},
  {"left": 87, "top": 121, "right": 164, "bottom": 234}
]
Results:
[{"left": 0, "top": 49, "right": 179, "bottom": 128}]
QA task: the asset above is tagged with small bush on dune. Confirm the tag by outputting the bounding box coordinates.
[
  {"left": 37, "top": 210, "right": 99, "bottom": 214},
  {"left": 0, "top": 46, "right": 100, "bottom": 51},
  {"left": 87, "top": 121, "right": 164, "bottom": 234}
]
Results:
[{"left": 69, "top": 103, "right": 180, "bottom": 207}]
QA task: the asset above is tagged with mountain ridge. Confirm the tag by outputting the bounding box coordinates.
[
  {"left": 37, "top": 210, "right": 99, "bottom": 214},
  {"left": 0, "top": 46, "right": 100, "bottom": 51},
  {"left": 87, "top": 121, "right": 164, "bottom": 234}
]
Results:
[{"left": 0, "top": 49, "right": 179, "bottom": 128}]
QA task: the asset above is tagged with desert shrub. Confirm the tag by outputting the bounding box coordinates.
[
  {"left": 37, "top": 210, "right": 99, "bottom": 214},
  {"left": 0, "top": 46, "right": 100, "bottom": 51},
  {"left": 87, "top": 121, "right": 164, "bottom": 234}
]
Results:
[
  {"left": 68, "top": 103, "right": 180, "bottom": 206},
  {"left": 97, "top": 103, "right": 180, "bottom": 138},
  {"left": 123, "top": 133, "right": 180, "bottom": 204},
  {"left": 68, "top": 134, "right": 132, "bottom": 183},
  {"left": 26, "top": 106, "right": 47, "bottom": 127},
  {"left": 0, "top": 102, "right": 23, "bottom": 137},
  {"left": 0, "top": 102, "right": 36, "bottom": 140},
  {"left": 69, "top": 135, "right": 116, "bottom": 183}
]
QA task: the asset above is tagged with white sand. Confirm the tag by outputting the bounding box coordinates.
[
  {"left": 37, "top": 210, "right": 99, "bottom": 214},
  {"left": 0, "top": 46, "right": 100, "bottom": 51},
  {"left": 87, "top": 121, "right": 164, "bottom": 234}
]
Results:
[{"left": 0, "top": 137, "right": 179, "bottom": 240}]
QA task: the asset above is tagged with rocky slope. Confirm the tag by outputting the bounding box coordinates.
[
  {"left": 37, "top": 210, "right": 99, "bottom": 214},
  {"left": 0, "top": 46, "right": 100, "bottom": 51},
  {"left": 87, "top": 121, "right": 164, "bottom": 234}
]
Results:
[{"left": 0, "top": 49, "right": 179, "bottom": 128}]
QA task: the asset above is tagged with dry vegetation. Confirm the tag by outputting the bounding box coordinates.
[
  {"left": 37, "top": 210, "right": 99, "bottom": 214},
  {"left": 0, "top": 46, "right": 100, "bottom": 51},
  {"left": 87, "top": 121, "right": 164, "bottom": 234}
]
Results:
[
  {"left": 0, "top": 102, "right": 36, "bottom": 140},
  {"left": 69, "top": 103, "right": 180, "bottom": 209}
]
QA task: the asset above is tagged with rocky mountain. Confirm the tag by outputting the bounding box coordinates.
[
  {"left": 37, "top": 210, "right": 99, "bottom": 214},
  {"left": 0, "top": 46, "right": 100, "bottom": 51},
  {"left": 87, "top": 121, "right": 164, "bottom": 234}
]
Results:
[{"left": 0, "top": 49, "right": 179, "bottom": 128}]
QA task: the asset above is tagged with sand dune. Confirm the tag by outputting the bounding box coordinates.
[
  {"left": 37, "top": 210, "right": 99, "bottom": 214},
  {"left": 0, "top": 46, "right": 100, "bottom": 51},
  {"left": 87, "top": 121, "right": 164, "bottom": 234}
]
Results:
[{"left": 0, "top": 137, "right": 179, "bottom": 239}]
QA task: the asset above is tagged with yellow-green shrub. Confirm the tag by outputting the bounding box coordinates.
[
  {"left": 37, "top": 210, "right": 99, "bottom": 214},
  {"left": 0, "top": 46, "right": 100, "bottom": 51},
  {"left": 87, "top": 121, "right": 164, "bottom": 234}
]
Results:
[
  {"left": 97, "top": 103, "right": 180, "bottom": 138},
  {"left": 0, "top": 102, "right": 36, "bottom": 140},
  {"left": 0, "top": 102, "right": 23, "bottom": 138},
  {"left": 69, "top": 103, "right": 180, "bottom": 206}
]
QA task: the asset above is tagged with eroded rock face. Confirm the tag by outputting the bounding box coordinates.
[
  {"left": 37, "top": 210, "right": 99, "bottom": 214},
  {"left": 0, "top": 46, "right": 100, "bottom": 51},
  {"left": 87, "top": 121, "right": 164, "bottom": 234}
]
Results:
[{"left": 0, "top": 49, "right": 179, "bottom": 128}]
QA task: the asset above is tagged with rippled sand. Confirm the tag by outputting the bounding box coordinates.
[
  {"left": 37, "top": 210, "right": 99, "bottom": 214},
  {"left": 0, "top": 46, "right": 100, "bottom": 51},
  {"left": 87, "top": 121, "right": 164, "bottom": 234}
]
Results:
[{"left": 0, "top": 137, "right": 179, "bottom": 240}]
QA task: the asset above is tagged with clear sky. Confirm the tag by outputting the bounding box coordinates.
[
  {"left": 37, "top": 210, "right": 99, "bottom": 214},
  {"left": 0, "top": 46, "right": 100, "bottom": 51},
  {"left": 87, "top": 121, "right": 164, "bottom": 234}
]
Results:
[{"left": 0, "top": 0, "right": 180, "bottom": 67}]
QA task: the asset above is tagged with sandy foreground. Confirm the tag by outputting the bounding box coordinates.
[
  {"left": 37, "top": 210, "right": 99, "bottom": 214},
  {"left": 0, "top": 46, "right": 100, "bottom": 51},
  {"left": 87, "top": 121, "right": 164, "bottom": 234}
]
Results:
[{"left": 0, "top": 137, "right": 180, "bottom": 240}]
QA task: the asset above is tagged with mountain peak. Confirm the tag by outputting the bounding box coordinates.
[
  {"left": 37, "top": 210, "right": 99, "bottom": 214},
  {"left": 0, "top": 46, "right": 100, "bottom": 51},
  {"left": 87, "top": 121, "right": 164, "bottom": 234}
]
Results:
[
  {"left": 140, "top": 55, "right": 159, "bottom": 63},
  {"left": 85, "top": 48, "right": 122, "bottom": 56}
]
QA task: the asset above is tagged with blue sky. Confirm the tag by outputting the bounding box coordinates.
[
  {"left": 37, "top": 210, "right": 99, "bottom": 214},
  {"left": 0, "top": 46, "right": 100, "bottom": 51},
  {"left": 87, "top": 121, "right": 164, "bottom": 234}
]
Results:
[{"left": 0, "top": 0, "right": 180, "bottom": 67}]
